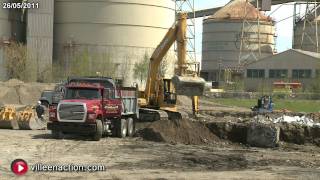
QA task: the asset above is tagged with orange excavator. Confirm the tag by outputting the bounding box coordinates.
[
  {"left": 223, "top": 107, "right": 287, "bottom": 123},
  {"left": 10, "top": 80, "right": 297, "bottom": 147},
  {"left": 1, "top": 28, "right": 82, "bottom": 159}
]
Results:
[{"left": 138, "top": 13, "right": 206, "bottom": 121}]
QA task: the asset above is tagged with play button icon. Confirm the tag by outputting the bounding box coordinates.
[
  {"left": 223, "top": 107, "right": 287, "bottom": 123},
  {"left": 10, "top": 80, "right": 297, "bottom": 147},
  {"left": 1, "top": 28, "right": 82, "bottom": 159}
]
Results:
[{"left": 11, "top": 159, "right": 28, "bottom": 176}]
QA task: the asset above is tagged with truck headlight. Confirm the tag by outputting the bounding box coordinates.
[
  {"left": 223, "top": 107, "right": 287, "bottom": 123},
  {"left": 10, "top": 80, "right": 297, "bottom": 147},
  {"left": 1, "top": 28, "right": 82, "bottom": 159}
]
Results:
[{"left": 88, "top": 113, "right": 97, "bottom": 120}]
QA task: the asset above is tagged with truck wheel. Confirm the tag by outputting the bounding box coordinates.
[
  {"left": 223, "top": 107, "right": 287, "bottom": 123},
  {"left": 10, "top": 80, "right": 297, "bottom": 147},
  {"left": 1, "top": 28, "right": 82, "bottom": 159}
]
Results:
[
  {"left": 51, "top": 130, "right": 63, "bottom": 139},
  {"left": 117, "top": 119, "right": 127, "bottom": 138},
  {"left": 92, "top": 120, "right": 103, "bottom": 141},
  {"left": 127, "top": 117, "right": 135, "bottom": 137}
]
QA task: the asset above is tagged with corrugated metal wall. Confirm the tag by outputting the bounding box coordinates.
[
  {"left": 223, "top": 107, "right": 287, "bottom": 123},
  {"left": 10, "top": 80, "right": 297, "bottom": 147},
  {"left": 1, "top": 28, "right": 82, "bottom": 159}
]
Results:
[
  {"left": 26, "top": 0, "right": 54, "bottom": 82},
  {"left": 0, "top": 0, "right": 10, "bottom": 80},
  {"left": 0, "top": 0, "right": 11, "bottom": 40},
  {"left": 0, "top": 48, "right": 7, "bottom": 81}
]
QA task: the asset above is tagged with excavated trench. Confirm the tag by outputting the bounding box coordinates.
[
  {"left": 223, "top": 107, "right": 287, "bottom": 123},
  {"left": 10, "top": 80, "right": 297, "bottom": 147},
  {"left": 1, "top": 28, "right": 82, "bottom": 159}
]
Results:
[
  {"left": 205, "top": 121, "right": 320, "bottom": 146},
  {"left": 137, "top": 112, "right": 320, "bottom": 147}
]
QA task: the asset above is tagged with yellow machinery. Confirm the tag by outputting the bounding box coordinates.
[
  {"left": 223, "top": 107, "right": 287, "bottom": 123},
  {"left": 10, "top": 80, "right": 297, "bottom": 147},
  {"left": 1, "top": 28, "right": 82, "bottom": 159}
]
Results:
[
  {"left": 139, "top": 13, "right": 206, "bottom": 121},
  {"left": 0, "top": 105, "right": 47, "bottom": 130}
]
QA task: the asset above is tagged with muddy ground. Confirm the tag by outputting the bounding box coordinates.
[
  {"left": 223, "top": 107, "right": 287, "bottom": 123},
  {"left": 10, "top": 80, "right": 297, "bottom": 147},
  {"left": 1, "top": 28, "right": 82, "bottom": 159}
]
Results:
[{"left": 0, "top": 128, "right": 319, "bottom": 180}]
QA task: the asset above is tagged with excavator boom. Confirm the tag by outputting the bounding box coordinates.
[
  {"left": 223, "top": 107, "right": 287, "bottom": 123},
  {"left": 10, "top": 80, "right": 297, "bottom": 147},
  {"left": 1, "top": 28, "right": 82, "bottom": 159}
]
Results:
[
  {"left": 139, "top": 13, "right": 206, "bottom": 121},
  {"left": 144, "top": 13, "right": 205, "bottom": 104}
]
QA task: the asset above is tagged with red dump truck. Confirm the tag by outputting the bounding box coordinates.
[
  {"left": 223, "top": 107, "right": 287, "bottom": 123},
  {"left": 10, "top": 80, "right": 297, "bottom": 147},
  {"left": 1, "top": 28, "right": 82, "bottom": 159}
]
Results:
[{"left": 47, "top": 77, "right": 139, "bottom": 141}]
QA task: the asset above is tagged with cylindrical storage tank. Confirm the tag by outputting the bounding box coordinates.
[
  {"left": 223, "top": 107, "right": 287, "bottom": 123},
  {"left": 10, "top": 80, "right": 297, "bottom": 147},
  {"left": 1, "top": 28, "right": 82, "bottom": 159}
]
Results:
[
  {"left": 293, "top": 17, "right": 320, "bottom": 52},
  {"left": 53, "top": 0, "right": 175, "bottom": 87},
  {"left": 202, "top": 0, "right": 275, "bottom": 81}
]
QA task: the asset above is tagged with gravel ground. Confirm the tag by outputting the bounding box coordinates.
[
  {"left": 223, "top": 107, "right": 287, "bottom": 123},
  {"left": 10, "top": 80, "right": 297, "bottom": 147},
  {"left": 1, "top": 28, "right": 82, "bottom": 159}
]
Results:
[{"left": 0, "top": 129, "right": 319, "bottom": 180}]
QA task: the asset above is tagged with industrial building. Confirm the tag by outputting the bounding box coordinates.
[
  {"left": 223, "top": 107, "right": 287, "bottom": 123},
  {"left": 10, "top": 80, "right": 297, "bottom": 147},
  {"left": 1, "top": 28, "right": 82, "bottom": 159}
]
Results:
[
  {"left": 1, "top": 0, "right": 320, "bottom": 92},
  {"left": 244, "top": 49, "right": 320, "bottom": 91},
  {"left": 201, "top": 0, "right": 276, "bottom": 82},
  {"left": 0, "top": 0, "right": 176, "bottom": 87},
  {"left": 293, "top": 3, "right": 320, "bottom": 53}
]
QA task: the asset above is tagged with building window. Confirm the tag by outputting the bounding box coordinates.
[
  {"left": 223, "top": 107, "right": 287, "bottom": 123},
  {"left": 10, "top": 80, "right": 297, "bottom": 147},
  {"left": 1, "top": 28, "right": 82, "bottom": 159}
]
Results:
[
  {"left": 269, "top": 69, "right": 288, "bottom": 78},
  {"left": 292, "top": 69, "right": 312, "bottom": 79},
  {"left": 247, "top": 69, "right": 265, "bottom": 78}
]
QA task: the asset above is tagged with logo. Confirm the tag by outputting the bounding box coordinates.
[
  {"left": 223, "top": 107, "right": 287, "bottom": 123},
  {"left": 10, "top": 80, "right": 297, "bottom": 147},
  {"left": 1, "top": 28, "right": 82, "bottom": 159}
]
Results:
[
  {"left": 104, "top": 105, "right": 119, "bottom": 113},
  {"left": 11, "top": 159, "right": 28, "bottom": 176}
]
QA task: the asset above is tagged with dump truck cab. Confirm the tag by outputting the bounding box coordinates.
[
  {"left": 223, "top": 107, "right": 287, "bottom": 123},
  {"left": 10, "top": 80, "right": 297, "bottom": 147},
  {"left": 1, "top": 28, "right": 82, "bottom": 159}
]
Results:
[{"left": 48, "top": 77, "right": 139, "bottom": 141}]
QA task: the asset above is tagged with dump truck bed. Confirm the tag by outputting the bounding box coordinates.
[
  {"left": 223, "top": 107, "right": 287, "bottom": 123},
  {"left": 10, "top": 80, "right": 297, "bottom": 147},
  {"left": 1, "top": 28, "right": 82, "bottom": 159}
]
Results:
[{"left": 119, "top": 87, "right": 139, "bottom": 118}]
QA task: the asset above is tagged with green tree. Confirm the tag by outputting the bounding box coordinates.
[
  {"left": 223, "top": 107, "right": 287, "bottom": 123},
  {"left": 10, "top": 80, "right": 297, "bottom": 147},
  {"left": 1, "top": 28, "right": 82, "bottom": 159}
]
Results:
[{"left": 133, "top": 52, "right": 149, "bottom": 84}]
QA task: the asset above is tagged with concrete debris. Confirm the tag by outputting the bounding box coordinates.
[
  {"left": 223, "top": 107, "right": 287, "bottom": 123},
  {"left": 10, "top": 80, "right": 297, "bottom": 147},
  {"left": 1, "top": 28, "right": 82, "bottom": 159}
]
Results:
[
  {"left": 254, "top": 115, "right": 320, "bottom": 127},
  {"left": 246, "top": 122, "right": 280, "bottom": 148},
  {"left": 274, "top": 116, "right": 320, "bottom": 127}
]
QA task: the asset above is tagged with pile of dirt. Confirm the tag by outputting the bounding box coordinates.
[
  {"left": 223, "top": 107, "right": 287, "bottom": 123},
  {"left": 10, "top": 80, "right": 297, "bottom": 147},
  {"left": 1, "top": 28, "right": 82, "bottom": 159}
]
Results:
[
  {"left": 138, "top": 119, "right": 220, "bottom": 145},
  {"left": 0, "top": 79, "right": 55, "bottom": 105}
]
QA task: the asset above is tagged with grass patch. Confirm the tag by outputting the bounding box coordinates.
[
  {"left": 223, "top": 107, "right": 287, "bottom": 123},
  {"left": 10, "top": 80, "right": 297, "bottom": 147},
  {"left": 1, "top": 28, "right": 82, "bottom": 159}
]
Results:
[{"left": 212, "top": 98, "right": 320, "bottom": 113}]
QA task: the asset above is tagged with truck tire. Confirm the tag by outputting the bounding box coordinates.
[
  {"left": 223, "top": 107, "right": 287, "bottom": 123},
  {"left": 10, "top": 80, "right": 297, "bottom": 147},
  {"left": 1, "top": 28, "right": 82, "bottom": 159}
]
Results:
[
  {"left": 92, "top": 120, "right": 103, "bottom": 141},
  {"left": 117, "top": 119, "right": 127, "bottom": 138},
  {"left": 127, "top": 117, "right": 135, "bottom": 137},
  {"left": 51, "top": 130, "right": 63, "bottom": 139}
]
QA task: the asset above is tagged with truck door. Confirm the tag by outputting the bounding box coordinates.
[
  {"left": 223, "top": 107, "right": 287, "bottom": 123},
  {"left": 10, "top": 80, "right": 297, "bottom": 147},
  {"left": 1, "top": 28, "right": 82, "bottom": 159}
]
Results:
[{"left": 103, "top": 88, "right": 121, "bottom": 118}]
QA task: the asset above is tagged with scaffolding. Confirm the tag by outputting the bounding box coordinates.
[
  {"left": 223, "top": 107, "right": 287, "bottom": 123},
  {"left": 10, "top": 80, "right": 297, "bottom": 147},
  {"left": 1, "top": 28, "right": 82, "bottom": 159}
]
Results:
[
  {"left": 238, "top": 0, "right": 262, "bottom": 68},
  {"left": 294, "top": 0, "right": 320, "bottom": 53},
  {"left": 175, "top": 0, "right": 199, "bottom": 75}
]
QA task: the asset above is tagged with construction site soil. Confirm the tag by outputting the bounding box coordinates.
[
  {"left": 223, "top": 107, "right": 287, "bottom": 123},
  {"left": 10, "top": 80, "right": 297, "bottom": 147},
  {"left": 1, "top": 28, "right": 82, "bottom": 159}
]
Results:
[
  {"left": 0, "top": 129, "right": 319, "bottom": 179},
  {"left": 0, "top": 83, "right": 319, "bottom": 179},
  {"left": 138, "top": 118, "right": 221, "bottom": 145}
]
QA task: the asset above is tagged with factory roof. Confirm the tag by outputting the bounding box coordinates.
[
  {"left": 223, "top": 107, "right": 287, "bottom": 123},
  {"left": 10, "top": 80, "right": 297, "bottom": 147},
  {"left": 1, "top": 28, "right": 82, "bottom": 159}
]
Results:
[
  {"left": 246, "top": 49, "right": 320, "bottom": 66},
  {"left": 207, "top": 0, "right": 272, "bottom": 22},
  {"left": 292, "top": 49, "right": 320, "bottom": 59}
]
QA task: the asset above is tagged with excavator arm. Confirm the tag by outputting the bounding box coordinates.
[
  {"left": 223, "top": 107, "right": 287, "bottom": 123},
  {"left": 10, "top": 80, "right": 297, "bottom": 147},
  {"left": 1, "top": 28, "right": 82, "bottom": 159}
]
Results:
[
  {"left": 142, "top": 13, "right": 205, "bottom": 115},
  {"left": 145, "top": 21, "right": 178, "bottom": 106}
]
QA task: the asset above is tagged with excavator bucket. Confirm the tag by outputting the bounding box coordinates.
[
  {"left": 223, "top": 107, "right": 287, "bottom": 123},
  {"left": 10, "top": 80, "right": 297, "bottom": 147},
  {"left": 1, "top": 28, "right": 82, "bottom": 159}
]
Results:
[
  {"left": 0, "top": 106, "right": 19, "bottom": 129},
  {"left": 17, "top": 106, "right": 47, "bottom": 130},
  {"left": 0, "top": 106, "right": 47, "bottom": 130},
  {"left": 172, "top": 75, "right": 206, "bottom": 96}
]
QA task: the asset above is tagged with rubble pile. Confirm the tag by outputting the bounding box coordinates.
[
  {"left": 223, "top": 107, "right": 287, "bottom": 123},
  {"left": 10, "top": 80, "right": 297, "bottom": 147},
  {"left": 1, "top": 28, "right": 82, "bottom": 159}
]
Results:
[
  {"left": 273, "top": 115, "right": 320, "bottom": 127},
  {"left": 254, "top": 115, "right": 320, "bottom": 127}
]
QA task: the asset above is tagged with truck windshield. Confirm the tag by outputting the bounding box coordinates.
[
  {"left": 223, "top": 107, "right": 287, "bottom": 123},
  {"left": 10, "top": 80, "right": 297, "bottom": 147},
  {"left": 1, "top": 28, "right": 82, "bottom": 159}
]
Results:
[{"left": 65, "top": 88, "right": 101, "bottom": 99}]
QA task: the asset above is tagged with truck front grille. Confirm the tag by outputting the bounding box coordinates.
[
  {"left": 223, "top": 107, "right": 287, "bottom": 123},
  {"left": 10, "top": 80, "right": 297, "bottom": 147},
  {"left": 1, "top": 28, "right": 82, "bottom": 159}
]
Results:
[{"left": 58, "top": 103, "right": 86, "bottom": 122}]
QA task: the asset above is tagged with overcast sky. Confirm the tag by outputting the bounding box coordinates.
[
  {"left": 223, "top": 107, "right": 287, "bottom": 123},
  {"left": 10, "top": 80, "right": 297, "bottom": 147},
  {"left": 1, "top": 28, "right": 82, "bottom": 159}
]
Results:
[{"left": 194, "top": 1, "right": 295, "bottom": 61}]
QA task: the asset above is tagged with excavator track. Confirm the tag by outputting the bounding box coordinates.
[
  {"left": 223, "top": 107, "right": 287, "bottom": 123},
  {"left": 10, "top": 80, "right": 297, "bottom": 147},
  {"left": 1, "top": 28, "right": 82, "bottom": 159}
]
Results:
[{"left": 139, "top": 108, "right": 188, "bottom": 122}]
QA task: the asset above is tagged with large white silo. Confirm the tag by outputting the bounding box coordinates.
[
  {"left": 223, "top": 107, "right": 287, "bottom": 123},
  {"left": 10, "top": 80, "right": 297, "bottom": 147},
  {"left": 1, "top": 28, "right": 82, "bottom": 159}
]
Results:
[{"left": 53, "top": 0, "right": 176, "bottom": 87}]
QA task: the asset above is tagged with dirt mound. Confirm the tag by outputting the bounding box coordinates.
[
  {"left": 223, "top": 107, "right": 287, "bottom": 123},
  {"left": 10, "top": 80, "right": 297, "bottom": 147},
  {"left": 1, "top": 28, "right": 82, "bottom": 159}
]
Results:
[
  {"left": 0, "top": 79, "right": 55, "bottom": 105},
  {"left": 5, "top": 79, "right": 24, "bottom": 85},
  {"left": 138, "top": 119, "right": 220, "bottom": 145}
]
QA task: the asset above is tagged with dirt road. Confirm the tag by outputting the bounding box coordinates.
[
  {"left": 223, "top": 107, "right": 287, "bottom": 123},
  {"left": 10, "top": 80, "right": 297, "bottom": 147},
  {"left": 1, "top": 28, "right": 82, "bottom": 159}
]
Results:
[{"left": 0, "top": 129, "right": 319, "bottom": 180}]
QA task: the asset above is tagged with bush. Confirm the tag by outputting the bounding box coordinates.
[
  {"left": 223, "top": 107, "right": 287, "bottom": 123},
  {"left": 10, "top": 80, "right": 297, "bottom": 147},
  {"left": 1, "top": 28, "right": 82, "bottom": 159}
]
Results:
[{"left": 4, "top": 42, "right": 28, "bottom": 81}]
